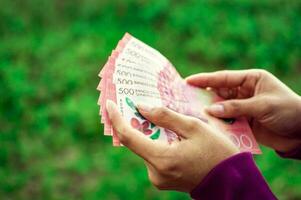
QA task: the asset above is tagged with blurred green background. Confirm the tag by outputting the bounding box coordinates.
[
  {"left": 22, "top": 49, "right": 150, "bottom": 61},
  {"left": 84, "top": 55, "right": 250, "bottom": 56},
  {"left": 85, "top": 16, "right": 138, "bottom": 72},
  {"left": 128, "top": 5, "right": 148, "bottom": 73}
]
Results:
[{"left": 1, "top": 0, "right": 301, "bottom": 199}]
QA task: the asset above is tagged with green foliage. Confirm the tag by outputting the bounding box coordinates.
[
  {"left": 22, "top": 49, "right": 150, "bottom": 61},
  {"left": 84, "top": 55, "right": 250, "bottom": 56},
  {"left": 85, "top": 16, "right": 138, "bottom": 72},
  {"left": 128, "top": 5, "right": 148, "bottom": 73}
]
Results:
[{"left": 1, "top": 0, "right": 301, "bottom": 199}]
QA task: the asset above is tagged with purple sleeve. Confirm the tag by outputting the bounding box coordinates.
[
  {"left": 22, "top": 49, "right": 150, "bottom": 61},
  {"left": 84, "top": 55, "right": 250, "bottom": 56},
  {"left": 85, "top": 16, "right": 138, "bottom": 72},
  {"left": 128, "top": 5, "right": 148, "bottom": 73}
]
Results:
[{"left": 190, "top": 152, "right": 276, "bottom": 200}]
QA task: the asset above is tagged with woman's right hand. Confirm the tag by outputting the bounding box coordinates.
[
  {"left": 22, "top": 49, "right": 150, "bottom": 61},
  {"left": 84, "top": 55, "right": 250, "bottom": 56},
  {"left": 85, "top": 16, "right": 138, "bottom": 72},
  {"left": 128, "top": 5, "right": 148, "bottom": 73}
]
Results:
[{"left": 186, "top": 69, "right": 301, "bottom": 153}]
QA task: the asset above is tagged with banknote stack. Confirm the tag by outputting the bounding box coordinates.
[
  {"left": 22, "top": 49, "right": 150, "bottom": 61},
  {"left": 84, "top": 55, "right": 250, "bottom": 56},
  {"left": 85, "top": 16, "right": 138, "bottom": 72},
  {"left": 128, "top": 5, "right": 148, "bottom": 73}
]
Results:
[{"left": 97, "top": 33, "right": 261, "bottom": 154}]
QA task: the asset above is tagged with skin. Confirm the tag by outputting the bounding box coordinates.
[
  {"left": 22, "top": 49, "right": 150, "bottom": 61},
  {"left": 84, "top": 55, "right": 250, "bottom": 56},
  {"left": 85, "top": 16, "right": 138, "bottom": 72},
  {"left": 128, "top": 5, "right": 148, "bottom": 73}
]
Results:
[
  {"left": 106, "top": 69, "right": 301, "bottom": 192},
  {"left": 186, "top": 69, "right": 301, "bottom": 152},
  {"left": 106, "top": 100, "right": 238, "bottom": 192}
]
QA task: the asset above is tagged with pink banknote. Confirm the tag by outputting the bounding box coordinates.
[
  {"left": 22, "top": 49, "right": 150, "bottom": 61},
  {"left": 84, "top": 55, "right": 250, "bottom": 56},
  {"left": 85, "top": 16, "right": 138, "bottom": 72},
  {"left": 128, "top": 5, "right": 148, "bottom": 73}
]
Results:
[{"left": 97, "top": 33, "right": 261, "bottom": 154}]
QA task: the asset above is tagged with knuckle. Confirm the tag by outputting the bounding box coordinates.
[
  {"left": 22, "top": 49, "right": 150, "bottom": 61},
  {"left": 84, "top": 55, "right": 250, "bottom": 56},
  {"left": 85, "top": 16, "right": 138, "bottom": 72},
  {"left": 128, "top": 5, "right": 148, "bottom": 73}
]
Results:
[
  {"left": 228, "top": 101, "right": 241, "bottom": 113},
  {"left": 252, "top": 69, "right": 269, "bottom": 78},
  {"left": 219, "top": 69, "right": 230, "bottom": 74},
  {"left": 257, "top": 69, "right": 268, "bottom": 75},
  {"left": 119, "top": 125, "right": 127, "bottom": 135},
  {"left": 153, "top": 107, "right": 169, "bottom": 117},
  {"left": 117, "top": 125, "right": 131, "bottom": 143},
  {"left": 186, "top": 118, "right": 201, "bottom": 132},
  {"left": 153, "top": 107, "right": 170, "bottom": 122}
]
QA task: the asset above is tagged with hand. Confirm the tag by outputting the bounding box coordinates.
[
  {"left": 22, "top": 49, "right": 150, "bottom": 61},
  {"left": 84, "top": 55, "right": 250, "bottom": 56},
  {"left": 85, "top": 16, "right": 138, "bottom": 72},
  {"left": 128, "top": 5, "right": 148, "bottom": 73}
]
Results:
[
  {"left": 186, "top": 69, "right": 301, "bottom": 153},
  {"left": 106, "top": 100, "right": 239, "bottom": 192}
]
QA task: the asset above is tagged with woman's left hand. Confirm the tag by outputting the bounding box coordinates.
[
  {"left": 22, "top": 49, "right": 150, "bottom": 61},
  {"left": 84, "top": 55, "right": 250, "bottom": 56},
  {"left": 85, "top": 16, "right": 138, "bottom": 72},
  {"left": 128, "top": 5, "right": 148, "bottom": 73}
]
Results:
[{"left": 106, "top": 100, "right": 239, "bottom": 192}]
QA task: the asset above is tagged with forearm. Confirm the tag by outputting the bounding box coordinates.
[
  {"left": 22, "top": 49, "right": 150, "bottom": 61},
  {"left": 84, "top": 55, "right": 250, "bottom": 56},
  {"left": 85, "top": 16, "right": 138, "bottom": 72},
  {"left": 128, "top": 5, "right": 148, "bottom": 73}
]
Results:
[
  {"left": 297, "top": 96, "right": 301, "bottom": 138},
  {"left": 190, "top": 152, "right": 276, "bottom": 200}
]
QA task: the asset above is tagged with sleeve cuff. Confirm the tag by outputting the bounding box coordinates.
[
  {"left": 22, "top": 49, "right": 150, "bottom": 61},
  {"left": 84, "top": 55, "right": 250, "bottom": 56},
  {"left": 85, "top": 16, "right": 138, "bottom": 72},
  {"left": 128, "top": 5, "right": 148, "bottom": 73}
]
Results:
[{"left": 190, "top": 152, "right": 276, "bottom": 200}]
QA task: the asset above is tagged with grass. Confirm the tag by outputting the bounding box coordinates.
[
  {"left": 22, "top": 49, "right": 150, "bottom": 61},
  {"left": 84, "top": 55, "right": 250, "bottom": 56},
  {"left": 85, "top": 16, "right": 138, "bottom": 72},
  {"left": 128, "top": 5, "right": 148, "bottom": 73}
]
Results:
[{"left": 1, "top": 0, "right": 301, "bottom": 199}]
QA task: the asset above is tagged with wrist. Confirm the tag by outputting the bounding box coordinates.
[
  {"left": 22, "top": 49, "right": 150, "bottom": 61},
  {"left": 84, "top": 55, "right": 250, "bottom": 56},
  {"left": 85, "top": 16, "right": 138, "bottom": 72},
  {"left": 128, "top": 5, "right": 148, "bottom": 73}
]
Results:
[{"left": 296, "top": 96, "right": 301, "bottom": 138}]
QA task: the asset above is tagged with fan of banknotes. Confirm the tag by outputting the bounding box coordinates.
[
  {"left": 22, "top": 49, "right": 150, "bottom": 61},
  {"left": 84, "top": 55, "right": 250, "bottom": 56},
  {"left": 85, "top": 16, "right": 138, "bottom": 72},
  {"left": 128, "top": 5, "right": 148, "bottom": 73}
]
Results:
[{"left": 97, "top": 33, "right": 261, "bottom": 154}]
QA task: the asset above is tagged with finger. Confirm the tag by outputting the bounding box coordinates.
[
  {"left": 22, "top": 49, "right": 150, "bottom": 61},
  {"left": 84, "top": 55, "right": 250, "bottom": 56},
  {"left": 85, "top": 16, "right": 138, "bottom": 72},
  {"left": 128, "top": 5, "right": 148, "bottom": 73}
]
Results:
[
  {"left": 185, "top": 70, "right": 261, "bottom": 89},
  {"left": 106, "top": 100, "right": 164, "bottom": 163},
  {"left": 137, "top": 104, "right": 205, "bottom": 138},
  {"left": 206, "top": 97, "right": 260, "bottom": 118}
]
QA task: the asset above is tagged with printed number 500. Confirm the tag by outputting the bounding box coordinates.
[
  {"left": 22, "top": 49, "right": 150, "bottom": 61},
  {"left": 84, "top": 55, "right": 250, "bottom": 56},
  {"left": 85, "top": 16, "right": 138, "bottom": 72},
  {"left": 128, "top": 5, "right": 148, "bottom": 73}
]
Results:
[{"left": 118, "top": 88, "right": 135, "bottom": 95}]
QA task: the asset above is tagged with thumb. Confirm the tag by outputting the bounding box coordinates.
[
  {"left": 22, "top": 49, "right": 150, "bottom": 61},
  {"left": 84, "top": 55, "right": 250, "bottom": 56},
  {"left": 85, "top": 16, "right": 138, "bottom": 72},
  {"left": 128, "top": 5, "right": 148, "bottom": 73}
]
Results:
[
  {"left": 206, "top": 98, "right": 259, "bottom": 118},
  {"left": 137, "top": 104, "right": 205, "bottom": 138}
]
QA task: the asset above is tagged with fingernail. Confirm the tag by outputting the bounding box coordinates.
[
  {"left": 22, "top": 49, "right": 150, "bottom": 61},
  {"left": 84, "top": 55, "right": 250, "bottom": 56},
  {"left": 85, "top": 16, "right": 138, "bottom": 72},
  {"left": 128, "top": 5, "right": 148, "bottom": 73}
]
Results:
[
  {"left": 106, "top": 100, "right": 116, "bottom": 119},
  {"left": 208, "top": 104, "right": 224, "bottom": 114},
  {"left": 137, "top": 103, "right": 153, "bottom": 113}
]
